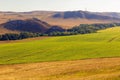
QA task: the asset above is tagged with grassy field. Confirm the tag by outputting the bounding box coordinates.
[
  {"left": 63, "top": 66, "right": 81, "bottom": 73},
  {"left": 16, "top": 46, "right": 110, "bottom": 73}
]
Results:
[
  {"left": 1, "top": 27, "right": 120, "bottom": 80},
  {"left": 0, "top": 27, "right": 120, "bottom": 64}
]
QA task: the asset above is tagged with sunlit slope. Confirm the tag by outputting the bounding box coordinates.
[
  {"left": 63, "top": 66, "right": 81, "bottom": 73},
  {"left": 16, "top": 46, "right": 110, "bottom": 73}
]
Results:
[
  {"left": 46, "top": 27, "right": 120, "bottom": 42},
  {"left": 0, "top": 27, "right": 120, "bottom": 64}
]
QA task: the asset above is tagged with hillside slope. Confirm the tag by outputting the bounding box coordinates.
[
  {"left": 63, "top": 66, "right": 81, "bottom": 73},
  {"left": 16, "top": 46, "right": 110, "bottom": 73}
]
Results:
[
  {"left": 0, "top": 10, "right": 120, "bottom": 29},
  {"left": 0, "top": 27, "right": 120, "bottom": 64},
  {"left": 97, "top": 12, "right": 120, "bottom": 18},
  {"left": 0, "top": 26, "right": 19, "bottom": 34},
  {"left": 0, "top": 18, "right": 52, "bottom": 34},
  {"left": 52, "top": 11, "right": 120, "bottom": 20}
]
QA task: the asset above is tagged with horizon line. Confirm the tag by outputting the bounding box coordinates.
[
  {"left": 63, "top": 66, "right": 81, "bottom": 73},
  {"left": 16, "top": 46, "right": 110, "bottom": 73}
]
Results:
[{"left": 0, "top": 10, "right": 120, "bottom": 13}]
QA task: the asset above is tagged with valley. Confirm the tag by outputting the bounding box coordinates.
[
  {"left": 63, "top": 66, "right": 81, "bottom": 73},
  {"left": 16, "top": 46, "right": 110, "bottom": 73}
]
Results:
[
  {"left": 1, "top": 0, "right": 120, "bottom": 80},
  {"left": 0, "top": 10, "right": 120, "bottom": 80}
]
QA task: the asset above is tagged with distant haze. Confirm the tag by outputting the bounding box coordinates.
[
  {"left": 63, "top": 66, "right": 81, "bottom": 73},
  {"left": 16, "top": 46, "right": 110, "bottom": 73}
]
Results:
[{"left": 0, "top": 0, "right": 120, "bottom": 12}]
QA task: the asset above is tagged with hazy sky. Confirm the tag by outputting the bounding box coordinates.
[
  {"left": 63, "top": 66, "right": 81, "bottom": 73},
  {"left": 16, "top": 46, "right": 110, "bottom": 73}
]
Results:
[{"left": 0, "top": 0, "right": 119, "bottom": 12}]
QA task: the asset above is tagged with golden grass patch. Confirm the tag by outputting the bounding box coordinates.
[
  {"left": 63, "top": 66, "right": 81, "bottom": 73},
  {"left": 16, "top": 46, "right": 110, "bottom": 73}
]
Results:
[{"left": 0, "top": 58, "right": 120, "bottom": 80}]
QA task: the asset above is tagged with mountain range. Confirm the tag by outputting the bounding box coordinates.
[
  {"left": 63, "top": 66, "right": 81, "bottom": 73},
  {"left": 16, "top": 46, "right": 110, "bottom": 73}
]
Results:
[{"left": 0, "top": 10, "right": 120, "bottom": 34}]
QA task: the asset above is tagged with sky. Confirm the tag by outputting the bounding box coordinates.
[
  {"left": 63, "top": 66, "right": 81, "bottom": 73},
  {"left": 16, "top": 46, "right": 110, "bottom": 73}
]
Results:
[{"left": 0, "top": 0, "right": 120, "bottom": 12}]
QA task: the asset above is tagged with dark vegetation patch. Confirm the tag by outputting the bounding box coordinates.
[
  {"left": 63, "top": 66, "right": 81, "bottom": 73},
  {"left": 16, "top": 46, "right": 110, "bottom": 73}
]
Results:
[
  {"left": 0, "top": 32, "right": 44, "bottom": 41},
  {"left": 3, "top": 18, "right": 51, "bottom": 33},
  {"left": 1, "top": 18, "right": 120, "bottom": 41}
]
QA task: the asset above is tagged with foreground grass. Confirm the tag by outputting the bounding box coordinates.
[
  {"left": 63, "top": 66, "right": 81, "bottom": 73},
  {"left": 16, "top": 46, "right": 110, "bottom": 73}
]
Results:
[
  {"left": 0, "top": 27, "right": 120, "bottom": 64},
  {"left": 0, "top": 58, "right": 120, "bottom": 80}
]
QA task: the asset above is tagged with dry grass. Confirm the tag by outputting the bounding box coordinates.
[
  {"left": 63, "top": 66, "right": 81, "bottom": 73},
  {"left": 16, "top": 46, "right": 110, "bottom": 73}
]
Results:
[
  {"left": 0, "top": 13, "right": 117, "bottom": 29},
  {"left": 0, "top": 26, "right": 19, "bottom": 34},
  {"left": 0, "top": 58, "right": 120, "bottom": 80},
  {"left": 41, "top": 18, "right": 115, "bottom": 29}
]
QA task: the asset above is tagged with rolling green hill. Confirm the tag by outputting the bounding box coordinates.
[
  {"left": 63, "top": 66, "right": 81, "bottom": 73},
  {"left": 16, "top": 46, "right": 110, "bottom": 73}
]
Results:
[{"left": 1, "top": 27, "right": 120, "bottom": 64}]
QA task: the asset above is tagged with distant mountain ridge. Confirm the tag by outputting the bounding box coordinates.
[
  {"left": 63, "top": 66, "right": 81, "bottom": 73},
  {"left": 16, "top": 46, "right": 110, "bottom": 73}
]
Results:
[
  {"left": 2, "top": 10, "right": 120, "bottom": 19},
  {"left": 0, "top": 10, "right": 120, "bottom": 34},
  {"left": 52, "top": 11, "right": 120, "bottom": 20},
  {"left": 1, "top": 10, "right": 120, "bottom": 19},
  {"left": 96, "top": 12, "right": 120, "bottom": 18}
]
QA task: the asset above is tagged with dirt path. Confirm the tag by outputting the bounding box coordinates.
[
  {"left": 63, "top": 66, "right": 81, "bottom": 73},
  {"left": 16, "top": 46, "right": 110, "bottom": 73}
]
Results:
[{"left": 0, "top": 58, "right": 120, "bottom": 80}]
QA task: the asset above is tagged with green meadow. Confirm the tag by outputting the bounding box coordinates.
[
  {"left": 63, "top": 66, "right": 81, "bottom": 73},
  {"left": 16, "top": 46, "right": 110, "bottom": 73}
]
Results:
[{"left": 0, "top": 27, "right": 120, "bottom": 64}]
